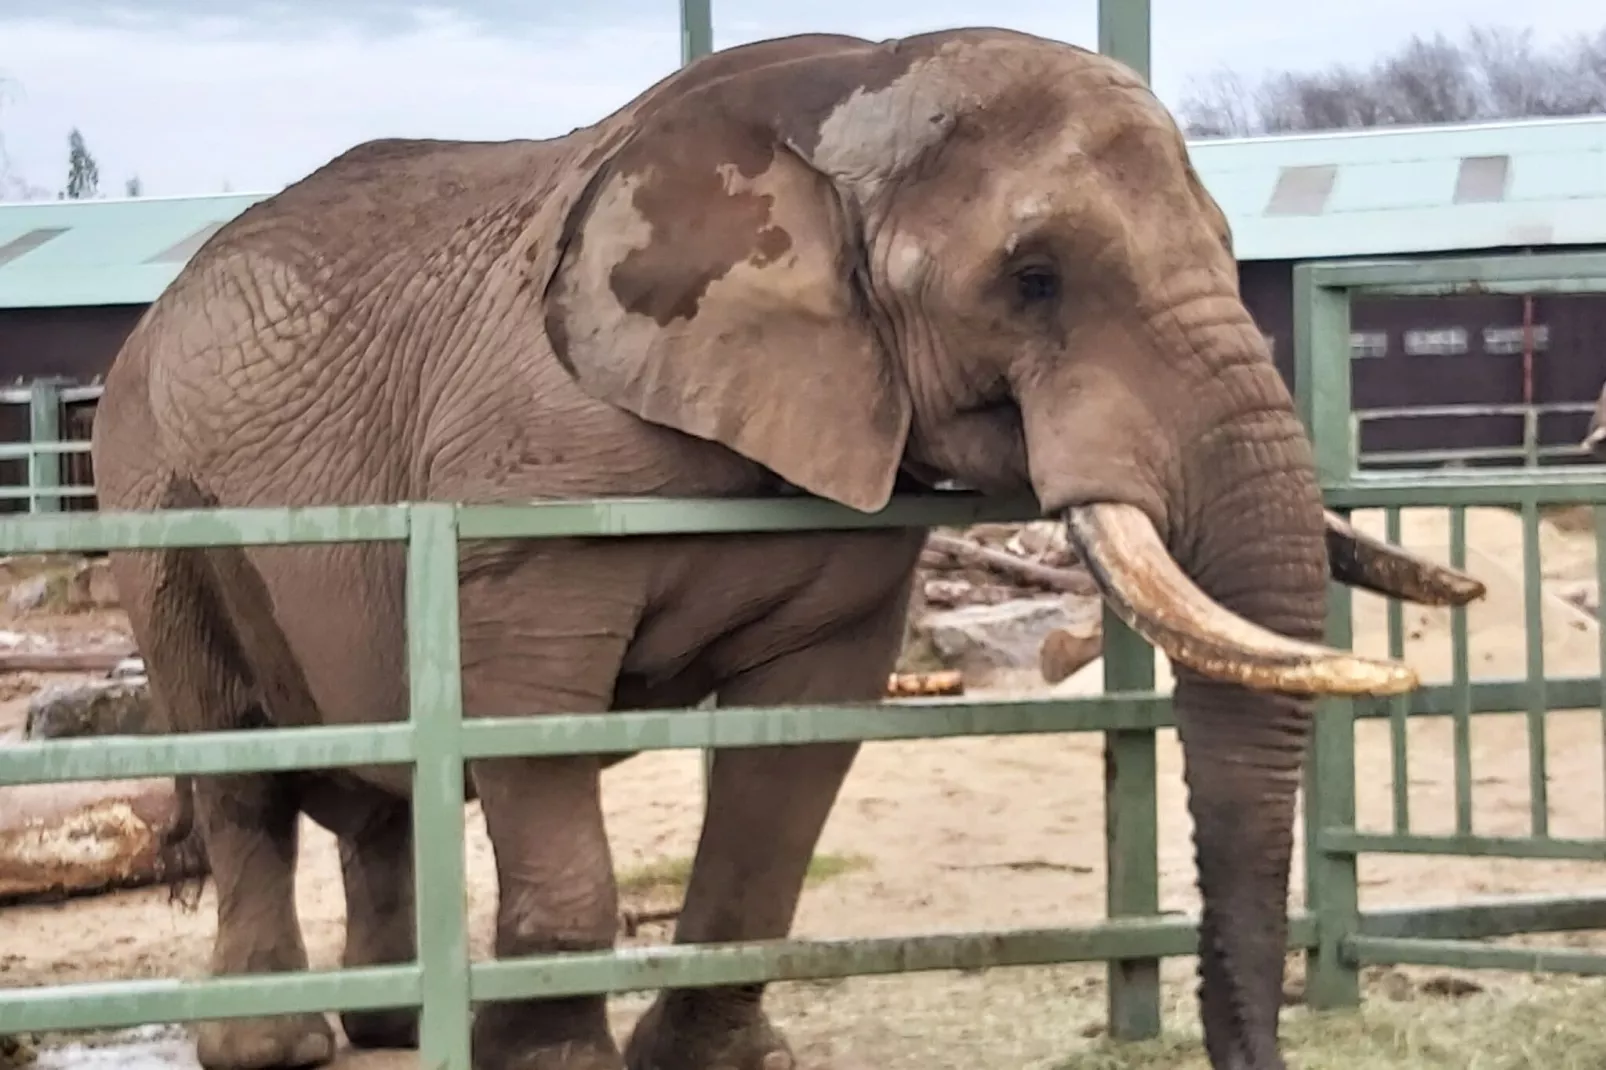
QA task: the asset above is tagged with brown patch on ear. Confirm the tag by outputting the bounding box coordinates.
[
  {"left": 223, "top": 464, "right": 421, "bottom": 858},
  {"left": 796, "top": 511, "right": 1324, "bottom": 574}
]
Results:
[
  {"left": 544, "top": 131, "right": 910, "bottom": 513},
  {"left": 608, "top": 138, "right": 795, "bottom": 327}
]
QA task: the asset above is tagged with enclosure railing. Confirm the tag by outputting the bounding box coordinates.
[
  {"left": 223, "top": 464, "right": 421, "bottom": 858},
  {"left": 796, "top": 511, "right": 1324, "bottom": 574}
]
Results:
[
  {"left": 0, "top": 481, "right": 1602, "bottom": 1062},
  {"left": 0, "top": 381, "right": 100, "bottom": 512},
  {"left": 1296, "top": 250, "right": 1606, "bottom": 1005}
]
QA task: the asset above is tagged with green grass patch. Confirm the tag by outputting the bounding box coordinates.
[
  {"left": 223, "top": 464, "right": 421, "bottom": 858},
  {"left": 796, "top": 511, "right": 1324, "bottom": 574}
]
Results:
[{"left": 616, "top": 852, "right": 872, "bottom": 899}]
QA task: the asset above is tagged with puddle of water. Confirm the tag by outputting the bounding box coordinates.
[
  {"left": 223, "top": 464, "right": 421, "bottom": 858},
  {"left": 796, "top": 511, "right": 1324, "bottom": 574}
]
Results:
[{"left": 33, "top": 1025, "right": 197, "bottom": 1070}]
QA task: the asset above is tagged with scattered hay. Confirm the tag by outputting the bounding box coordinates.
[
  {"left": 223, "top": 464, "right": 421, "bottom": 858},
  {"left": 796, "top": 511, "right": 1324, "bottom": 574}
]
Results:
[{"left": 1065, "top": 971, "right": 1606, "bottom": 1069}]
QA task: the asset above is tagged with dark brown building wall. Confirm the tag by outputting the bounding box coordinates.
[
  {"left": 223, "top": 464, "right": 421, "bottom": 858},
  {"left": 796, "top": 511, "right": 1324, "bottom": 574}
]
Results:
[
  {"left": 1238, "top": 247, "right": 1606, "bottom": 470},
  {"left": 0, "top": 304, "right": 142, "bottom": 513}
]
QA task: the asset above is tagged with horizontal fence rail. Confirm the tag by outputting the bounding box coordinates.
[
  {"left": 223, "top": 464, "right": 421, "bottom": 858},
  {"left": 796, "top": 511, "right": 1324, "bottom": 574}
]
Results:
[{"left": 1354, "top": 400, "right": 1600, "bottom": 469}]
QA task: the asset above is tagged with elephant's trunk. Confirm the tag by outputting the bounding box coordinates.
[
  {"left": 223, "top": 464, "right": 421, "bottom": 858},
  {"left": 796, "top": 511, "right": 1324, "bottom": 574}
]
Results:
[{"left": 1061, "top": 388, "right": 1341, "bottom": 1069}]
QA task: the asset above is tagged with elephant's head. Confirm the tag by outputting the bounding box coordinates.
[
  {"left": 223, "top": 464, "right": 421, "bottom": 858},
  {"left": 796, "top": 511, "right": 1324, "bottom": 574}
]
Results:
[
  {"left": 543, "top": 28, "right": 1484, "bottom": 1069},
  {"left": 1584, "top": 382, "right": 1606, "bottom": 460}
]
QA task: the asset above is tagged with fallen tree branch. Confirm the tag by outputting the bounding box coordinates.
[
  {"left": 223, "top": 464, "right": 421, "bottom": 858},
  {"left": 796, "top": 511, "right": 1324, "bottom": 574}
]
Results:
[{"left": 924, "top": 533, "right": 1097, "bottom": 596}]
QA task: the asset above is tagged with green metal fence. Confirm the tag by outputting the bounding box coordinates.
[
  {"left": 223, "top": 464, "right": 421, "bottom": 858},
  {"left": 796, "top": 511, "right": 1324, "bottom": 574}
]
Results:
[
  {"left": 1297, "top": 251, "right": 1606, "bottom": 1007},
  {"left": 0, "top": 253, "right": 1602, "bottom": 1065}
]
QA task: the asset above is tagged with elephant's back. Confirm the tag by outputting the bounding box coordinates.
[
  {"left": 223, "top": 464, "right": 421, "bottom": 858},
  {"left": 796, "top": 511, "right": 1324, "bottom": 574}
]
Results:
[{"left": 115, "top": 136, "right": 590, "bottom": 508}]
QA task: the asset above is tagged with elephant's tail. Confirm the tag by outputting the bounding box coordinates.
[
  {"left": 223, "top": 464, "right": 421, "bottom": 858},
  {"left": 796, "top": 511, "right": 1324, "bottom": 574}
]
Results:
[{"left": 146, "top": 474, "right": 325, "bottom": 909}]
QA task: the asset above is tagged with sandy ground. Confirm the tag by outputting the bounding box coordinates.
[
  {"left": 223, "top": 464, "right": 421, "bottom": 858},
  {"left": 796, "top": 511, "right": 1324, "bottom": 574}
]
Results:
[{"left": 1, "top": 505, "right": 1603, "bottom": 1068}]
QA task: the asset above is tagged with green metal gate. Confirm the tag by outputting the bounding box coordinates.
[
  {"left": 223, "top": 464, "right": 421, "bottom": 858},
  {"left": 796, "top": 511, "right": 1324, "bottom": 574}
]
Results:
[{"left": 1297, "top": 251, "right": 1606, "bottom": 1009}]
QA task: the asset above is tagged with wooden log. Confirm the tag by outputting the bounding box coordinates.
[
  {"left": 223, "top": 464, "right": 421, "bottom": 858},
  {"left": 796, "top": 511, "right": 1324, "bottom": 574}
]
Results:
[
  {"left": 885, "top": 670, "right": 965, "bottom": 698},
  {"left": 1038, "top": 625, "right": 1105, "bottom": 685},
  {"left": 924, "top": 533, "right": 1097, "bottom": 596},
  {"left": 0, "top": 778, "right": 204, "bottom": 903}
]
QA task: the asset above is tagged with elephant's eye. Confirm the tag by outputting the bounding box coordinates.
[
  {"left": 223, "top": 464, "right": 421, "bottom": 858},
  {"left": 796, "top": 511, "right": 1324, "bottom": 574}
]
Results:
[{"left": 1015, "top": 267, "right": 1060, "bottom": 304}]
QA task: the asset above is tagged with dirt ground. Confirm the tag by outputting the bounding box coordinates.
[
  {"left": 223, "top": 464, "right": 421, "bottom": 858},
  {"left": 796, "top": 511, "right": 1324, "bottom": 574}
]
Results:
[{"left": 1, "top": 505, "right": 1603, "bottom": 1069}]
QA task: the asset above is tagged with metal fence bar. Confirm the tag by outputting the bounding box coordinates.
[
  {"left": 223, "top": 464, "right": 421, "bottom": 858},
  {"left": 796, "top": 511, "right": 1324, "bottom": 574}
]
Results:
[
  {"left": 27, "top": 378, "right": 62, "bottom": 514},
  {"left": 407, "top": 503, "right": 473, "bottom": 1067},
  {"left": 0, "top": 722, "right": 414, "bottom": 784},
  {"left": 680, "top": 0, "right": 712, "bottom": 64},
  {"left": 1521, "top": 498, "right": 1549, "bottom": 836},
  {"left": 1323, "top": 831, "right": 1606, "bottom": 861},
  {"left": 1348, "top": 935, "right": 1606, "bottom": 976},
  {"left": 1385, "top": 506, "right": 1410, "bottom": 834},
  {"left": 1303, "top": 582, "right": 1362, "bottom": 1009},
  {"left": 1101, "top": 615, "right": 1162, "bottom": 1040},
  {"left": 0, "top": 965, "right": 421, "bottom": 1035},
  {"left": 1599, "top": 507, "right": 1606, "bottom": 837},
  {"left": 1450, "top": 506, "right": 1474, "bottom": 835}
]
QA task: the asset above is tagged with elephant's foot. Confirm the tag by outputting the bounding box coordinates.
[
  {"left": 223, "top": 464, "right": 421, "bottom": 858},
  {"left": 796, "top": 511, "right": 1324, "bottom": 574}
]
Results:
[
  {"left": 472, "top": 998, "right": 623, "bottom": 1070},
  {"left": 196, "top": 1013, "right": 335, "bottom": 1070},
  {"left": 340, "top": 1007, "right": 419, "bottom": 1050},
  {"left": 623, "top": 993, "right": 794, "bottom": 1070}
]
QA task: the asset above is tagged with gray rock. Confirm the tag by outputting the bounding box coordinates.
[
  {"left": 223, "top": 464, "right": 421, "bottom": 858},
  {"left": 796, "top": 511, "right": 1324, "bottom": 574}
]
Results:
[
  {"left": 911, "top": 595, "right": 1102, "bottom": 677},
  {"left": 3, "top": 559, "right": 119, "bottom": 616},
  {"left": 25, "top": 678, "right": 154, "bottom": 740},
  {"left": 5, "top": 576, "right": 52, "bottom": 614}
]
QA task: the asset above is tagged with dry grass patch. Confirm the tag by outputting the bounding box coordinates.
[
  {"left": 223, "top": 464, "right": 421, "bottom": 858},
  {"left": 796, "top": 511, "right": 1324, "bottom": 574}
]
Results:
[{"left": 741, "top": 962, "right": 1606, "bottom": 1070}]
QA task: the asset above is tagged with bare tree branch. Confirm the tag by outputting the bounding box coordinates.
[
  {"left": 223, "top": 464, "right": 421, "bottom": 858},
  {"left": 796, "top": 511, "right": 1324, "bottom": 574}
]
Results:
[{"left": 1175, "top": 22, "right": 1606, "bottom": 138}]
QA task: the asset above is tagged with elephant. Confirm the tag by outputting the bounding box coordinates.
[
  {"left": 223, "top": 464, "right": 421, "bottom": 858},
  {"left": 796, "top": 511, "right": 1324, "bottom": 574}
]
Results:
[
  {"left": 89, "top": 27, "right": 1486, "bottom": 1070},
  {"left": 1584, "top": 381, "right": 1605, "bottom": 460}
]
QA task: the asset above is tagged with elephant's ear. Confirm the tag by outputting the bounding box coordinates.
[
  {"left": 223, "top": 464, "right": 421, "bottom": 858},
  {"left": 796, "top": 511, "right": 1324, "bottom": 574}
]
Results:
[{"left": 541, "top": 111, "right": 912, "bottom": 513}]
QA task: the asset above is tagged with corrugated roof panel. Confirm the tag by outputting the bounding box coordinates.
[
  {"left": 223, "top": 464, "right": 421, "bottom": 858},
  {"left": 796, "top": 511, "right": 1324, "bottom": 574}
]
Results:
[{"left": 4, "top": 116, "right": 1606, "bottom": 309}]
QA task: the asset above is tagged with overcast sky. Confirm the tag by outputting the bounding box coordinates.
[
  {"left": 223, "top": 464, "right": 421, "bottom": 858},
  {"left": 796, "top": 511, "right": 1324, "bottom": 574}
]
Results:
[{"left": 0, "top": 0, "right": 1601, "bottom": 197}]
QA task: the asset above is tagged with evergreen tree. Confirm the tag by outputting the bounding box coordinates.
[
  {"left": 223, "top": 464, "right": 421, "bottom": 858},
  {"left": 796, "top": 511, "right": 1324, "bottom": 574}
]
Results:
[{"left": 65, "top": 127, "right": 100, "bottom": 199}]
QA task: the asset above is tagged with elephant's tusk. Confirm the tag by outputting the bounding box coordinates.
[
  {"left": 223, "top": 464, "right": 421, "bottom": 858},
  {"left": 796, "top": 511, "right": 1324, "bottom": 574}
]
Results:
[
  {"left": 1064, "top": 502, "right": 1419, "bottom": 697},
  {"left": 1323, "top": 509, "right": 1486, "bottom": 607}
]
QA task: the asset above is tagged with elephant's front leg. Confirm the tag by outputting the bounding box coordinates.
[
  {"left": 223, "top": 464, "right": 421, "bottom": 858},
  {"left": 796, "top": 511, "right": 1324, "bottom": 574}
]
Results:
[
  {"left": 623, "top": 572, "right": 916, "bottom": 1070},
  {"left": 459, "top": 555, "right": 645, "bottom": 1070},
  {"left": 471, "top": 754, "right": 622, "bottom": 1070}
]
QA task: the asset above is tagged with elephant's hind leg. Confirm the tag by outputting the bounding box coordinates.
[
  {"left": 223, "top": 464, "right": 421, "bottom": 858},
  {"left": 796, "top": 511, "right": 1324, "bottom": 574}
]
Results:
[
  {"left": 623, "top": 551, "right": 920, "bottom": 1070},
  {"left": 298, "top": 778, "right": 420, "bottom": 1050},
  {"left": 109, "top": 545, "right": 334, "bottom": 1070},
  {"left": 192, "top": 770, "right": 334, "bottom": 1070}
]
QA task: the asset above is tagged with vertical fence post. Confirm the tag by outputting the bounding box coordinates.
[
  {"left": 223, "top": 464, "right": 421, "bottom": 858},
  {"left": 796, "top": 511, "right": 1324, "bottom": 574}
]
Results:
[
  {"left": 1094, "top": 0, "right": 1159, "bottom": 1038},
  {"left": 681, "top": 0, "right": 712, "bottom": 65},
  {"left": 1293, "top": 265, "right": 1362, "bottom": 1008},
  {"left": 28, "top": 379, "right": 63, "bottom": 515},
  {"left": 1102, "top": 614, "right": 1162, "bottom": 1040},
  {"left": 680, "top": 0, "right": 717, "bottom": 808},
  {"left": 408, "top": 503, "right": 472, "bottom": 1070},
  {"left": 1099, "top": 0, "right": 1151, "bottom": 81}
]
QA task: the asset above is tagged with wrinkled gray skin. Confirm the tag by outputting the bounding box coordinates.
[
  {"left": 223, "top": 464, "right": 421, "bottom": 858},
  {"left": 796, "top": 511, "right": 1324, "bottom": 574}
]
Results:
[
  {"left": 93, "top": 28, "right": 1438, "bottom": 1070},
  {"left": 1585, "top": 382, "right": 1606, "bottom": 460}
]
